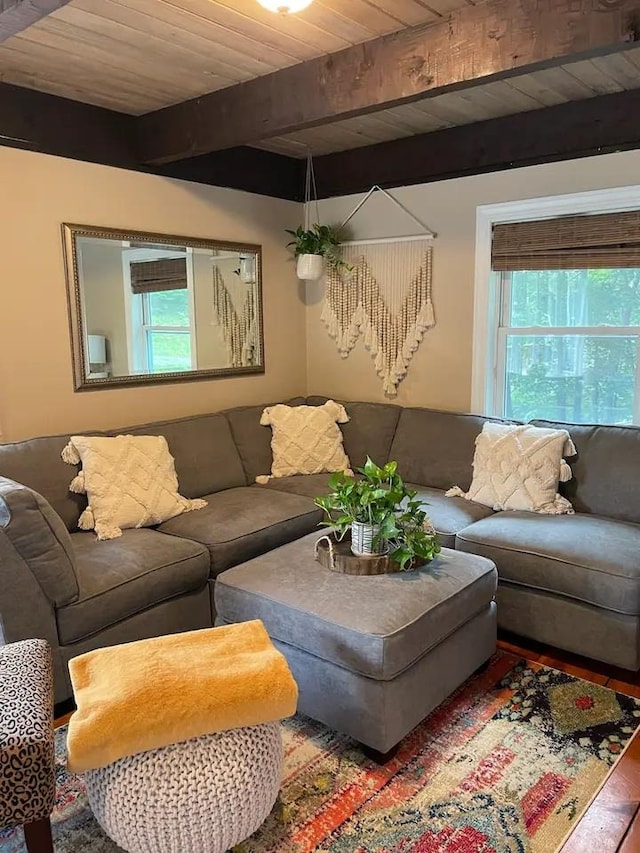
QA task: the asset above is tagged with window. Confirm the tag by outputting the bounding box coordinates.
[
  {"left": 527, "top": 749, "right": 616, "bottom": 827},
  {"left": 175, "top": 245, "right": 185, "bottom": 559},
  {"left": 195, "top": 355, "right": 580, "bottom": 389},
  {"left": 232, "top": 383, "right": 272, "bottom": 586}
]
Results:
[
  {"left": 487, "top": 208, "right": 640, "bottom": 425},
  {"left": 496, "top": 268, "right": 640, "bottom": 424},
  {"left": 140, "top": 288, "right": 192, "bottom": 372},
  {"left": 125, "top": 251, "right": 196, "bottom": 374}
]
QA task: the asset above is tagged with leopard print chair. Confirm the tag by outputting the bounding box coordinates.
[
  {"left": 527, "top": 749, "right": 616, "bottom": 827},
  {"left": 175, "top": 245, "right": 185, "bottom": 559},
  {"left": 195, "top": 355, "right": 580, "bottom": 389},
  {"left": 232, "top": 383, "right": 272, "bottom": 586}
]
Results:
[{"left": 0, "top": 639, "right": 55, "bottom": 853}]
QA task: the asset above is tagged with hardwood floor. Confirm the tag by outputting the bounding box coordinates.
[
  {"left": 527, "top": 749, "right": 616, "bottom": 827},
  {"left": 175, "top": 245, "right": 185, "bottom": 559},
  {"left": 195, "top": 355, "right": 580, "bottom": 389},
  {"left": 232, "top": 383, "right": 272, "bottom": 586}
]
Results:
[
  {"left": 54, "top": 632, "right": 640, "bottom": 851},
  {"left": 54, "top": 709, "right": 73, "bottom": 728}
]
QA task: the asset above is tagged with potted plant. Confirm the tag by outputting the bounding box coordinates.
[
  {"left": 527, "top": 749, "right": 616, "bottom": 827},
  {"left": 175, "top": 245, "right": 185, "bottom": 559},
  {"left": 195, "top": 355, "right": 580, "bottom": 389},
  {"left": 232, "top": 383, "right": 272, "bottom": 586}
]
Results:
[
  {"left": 285, "top": 223, "right": 348, "bottom": 281},
  {"left": 314, "top": 457, "right": 441, "bottom": 570}
]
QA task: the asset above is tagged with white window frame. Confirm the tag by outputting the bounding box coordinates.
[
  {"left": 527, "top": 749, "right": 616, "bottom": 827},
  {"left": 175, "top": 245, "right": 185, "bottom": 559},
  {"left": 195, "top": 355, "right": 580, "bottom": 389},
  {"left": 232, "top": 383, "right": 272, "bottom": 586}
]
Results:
[
  {"left": 472, "top": 185, "right": 640, "bottom": 420},
  {"left": 122, "top": 247, "right": 197, "bottom": 374}
]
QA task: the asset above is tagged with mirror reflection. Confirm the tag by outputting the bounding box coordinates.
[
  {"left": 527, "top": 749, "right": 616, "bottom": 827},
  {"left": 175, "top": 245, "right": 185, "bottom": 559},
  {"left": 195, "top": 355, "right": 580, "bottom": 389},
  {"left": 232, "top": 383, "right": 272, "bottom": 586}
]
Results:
[{"left": 63, "top": 225, "right": 263, "bottom": 390}]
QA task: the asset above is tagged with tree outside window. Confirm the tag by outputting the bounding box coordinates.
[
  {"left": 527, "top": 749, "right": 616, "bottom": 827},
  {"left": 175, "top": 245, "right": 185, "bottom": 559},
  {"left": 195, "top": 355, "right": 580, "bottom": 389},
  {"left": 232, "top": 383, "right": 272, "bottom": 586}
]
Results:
[
  {"left": 498, "top": 268, "right": 640, "bottom": 424},
  {"left": 142, "top": 288, "right": 192, "bottom": 373}
]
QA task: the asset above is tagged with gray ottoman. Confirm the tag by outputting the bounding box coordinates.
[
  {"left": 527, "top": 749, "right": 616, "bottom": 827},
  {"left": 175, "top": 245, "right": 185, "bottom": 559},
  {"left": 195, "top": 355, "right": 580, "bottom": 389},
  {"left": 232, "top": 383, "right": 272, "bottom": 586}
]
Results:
[{"left": 215, "top": 532, "right": 497, "bottom": 755}]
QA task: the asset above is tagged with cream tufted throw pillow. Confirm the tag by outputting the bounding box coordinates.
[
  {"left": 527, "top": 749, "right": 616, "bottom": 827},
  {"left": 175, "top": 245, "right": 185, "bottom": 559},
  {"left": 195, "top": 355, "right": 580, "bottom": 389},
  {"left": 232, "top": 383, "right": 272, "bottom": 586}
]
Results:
[
  {"left": 446, "top": 422, "right": 576, "bottom": 514},
  {"left": 62, "top": 435, "right": 207, "bottom": 540},
  {"left": 256, "top": 401, "right": 353, "bottom": 483}
]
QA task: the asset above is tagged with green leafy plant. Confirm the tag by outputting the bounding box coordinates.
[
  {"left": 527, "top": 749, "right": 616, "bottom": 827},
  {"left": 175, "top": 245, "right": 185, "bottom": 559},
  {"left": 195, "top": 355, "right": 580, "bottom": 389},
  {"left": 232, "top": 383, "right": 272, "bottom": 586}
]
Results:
[
  {"left": 315, "top": 457, "right": 441, "bottom": 571},
  {"left": 285, "top": 223, "right": 350, "bottom": 270}
]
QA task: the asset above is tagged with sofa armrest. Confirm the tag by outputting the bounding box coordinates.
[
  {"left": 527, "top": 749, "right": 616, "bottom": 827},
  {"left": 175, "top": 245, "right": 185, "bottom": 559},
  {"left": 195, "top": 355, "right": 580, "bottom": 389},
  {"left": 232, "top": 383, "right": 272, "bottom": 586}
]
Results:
[
  {"left": 0, "top": 522, "right": 71, "bottom": 704},
  {"left": 0, "top": 477, "right": 79, "bottom": 608}
]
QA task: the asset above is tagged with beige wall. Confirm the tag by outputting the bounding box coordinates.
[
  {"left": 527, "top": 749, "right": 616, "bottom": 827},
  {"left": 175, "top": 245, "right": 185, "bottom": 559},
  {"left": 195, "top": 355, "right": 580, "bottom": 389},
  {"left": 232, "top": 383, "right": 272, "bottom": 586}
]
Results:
[
  {"left": 307, "top": 149, "right": 640, "bottom": 413},
  {"left": 0, "top": 146, "right": 305, "bottom": 441},
  {"left": 3, "top": 145, "right": 640, "bottom": 442}
]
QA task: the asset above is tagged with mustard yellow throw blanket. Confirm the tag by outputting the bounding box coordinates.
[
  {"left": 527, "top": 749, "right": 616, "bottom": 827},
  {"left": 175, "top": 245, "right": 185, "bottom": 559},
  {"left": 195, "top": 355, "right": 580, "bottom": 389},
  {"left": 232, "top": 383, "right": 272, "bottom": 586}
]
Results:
[{"left": 67, "top": 621, "right": 298, "bottom": 773}]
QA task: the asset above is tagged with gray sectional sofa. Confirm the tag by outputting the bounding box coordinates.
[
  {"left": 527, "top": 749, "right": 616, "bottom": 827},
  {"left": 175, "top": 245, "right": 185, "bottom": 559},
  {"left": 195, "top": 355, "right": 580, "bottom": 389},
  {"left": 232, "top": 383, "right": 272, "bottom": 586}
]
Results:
[{"left": 1, "top": 395, "right": 639, "bottom": 705}]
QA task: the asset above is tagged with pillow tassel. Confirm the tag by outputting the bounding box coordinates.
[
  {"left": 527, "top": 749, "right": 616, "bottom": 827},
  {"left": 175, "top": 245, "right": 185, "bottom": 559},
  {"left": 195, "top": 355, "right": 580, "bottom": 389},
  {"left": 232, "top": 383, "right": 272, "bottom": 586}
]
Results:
[
  {"left": 78, "top": 507, "right": 95, "bottom": 531},
  {"left": 69, "top": 472, "right": 86, "bottom": 494},
  {"left": 550, "top": 494, "right": 575, "bottom": 515},
  {"left": 445, "top": 486, "right": 466, "bottom": 499},
  {"left": 95, "top": 522, "right": 123, "bottom": 541},
  {"left": 324, "top": 400, "right": 350, "bottom": 424},
  {"left": 559, "top": 460, "right": 573, "bottom": 483},
  {"left": 61, "top": 441, "right": 81, "bottom": 465},
  {"left": 184, "top": 498, "right": 208, "bottom": 512},
  {"left": 255, "top": 475, "right": 271, "bottom": 484}
]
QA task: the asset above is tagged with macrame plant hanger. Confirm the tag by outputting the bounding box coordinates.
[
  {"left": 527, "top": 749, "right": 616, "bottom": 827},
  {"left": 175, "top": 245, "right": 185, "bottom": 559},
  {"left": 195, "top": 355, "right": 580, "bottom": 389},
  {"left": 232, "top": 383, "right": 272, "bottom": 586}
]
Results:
[
  {"left": 297, "top": 152, "right": 324, "bottom": 280},
  {"left": 303, "top": 151, "right": 321, "bottom": 232},
  {"left": 322, "top": 185, "right": 437, "bottom": 397}
]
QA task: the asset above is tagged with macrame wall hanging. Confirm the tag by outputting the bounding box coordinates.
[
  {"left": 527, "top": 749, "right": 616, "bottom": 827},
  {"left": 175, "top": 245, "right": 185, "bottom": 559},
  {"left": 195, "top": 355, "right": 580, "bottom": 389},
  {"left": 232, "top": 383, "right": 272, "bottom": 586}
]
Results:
[
  {"left": 211, "top": 263, "right": 259, "bottom": 368},
  {"left": 321, "top": 185, "right": 436, "bottom": 397}
]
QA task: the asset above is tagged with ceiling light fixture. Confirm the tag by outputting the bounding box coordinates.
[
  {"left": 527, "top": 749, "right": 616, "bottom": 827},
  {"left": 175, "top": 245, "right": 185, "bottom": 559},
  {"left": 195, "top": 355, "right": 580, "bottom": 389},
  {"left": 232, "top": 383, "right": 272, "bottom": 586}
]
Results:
[{"left": 257, "top": 0, "right": 313, "bottom": 13}]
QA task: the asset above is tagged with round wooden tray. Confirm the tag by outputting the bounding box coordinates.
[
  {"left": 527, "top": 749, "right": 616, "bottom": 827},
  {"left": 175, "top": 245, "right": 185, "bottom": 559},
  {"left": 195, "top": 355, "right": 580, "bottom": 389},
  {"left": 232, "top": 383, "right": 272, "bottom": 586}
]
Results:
[{"left": 314, "top": 533, "right": 403, "bottom": 575}]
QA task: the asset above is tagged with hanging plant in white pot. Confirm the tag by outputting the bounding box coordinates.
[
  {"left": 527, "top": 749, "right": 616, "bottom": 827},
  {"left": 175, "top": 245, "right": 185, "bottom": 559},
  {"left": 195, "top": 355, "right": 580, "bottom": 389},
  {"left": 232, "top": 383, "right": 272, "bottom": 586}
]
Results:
[
  {"left": 287, "top": 152, "right": 350, "bottom": 281},
  {"left": 286, "top": 223, "right": 349, "bottom": 281}
]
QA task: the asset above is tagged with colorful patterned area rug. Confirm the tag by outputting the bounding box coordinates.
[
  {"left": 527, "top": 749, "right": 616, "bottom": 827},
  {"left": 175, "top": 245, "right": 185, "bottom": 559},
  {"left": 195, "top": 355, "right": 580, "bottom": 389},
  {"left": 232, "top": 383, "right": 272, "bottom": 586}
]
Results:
[{"left": 2, "top": 653, "right": 639, "bottom": 853}]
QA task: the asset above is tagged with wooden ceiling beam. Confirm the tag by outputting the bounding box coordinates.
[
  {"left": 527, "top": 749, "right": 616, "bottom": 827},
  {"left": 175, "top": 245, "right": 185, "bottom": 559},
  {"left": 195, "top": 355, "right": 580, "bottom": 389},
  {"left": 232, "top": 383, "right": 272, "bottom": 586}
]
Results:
[
  {"left": 0, "top": 0, "right": 72, "bottom": 42},
  {"left": 312, "top": 88, "right": 640, "bottom": 198},
  {"left": 3, "top": 84, "right": 640, "bottom": 204},
  {"left": 0, "top": 81, "right": 304, "bottom": 200},
  {"left": 0, "top": 82, "right": 136, "bottom": 167},
  {"left": 135, "top": 0, "right": 640, "bottom": 165},
  {"left": 156, "top": 148, "right": 305, "bottom": 202}
]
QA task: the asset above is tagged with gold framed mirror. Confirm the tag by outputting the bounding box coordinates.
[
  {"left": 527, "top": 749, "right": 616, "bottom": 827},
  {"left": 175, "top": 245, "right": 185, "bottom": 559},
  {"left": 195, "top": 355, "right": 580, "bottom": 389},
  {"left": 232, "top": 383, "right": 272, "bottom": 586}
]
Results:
[{"left": 62, "top": 224, "right": 264, "bottom": 391}]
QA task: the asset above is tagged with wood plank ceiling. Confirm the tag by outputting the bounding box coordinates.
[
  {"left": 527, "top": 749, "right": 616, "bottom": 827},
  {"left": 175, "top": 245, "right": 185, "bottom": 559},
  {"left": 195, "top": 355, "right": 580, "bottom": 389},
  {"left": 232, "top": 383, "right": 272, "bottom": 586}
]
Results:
[
  {"left": 2, "top": 0, "right": 640, "bottom": 199},
  {"left": 2, "top": 0, "right": 640, "bottom": 161},
  {"left": 253, "top": 49, "right": 640, "bottom": 157},
  {"left": 0, "top": 0, "right": 474, "bottom": 114}
]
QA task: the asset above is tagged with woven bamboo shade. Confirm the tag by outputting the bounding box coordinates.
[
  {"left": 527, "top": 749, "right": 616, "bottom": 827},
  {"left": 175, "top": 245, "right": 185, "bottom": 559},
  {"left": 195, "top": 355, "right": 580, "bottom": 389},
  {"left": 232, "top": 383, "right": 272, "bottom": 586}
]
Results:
[
  {"left": 130, "top": 258, "right": 187, "bottom": 294},
  {"left": 492, "top": 210, "right": 640, "bottom": 271}
]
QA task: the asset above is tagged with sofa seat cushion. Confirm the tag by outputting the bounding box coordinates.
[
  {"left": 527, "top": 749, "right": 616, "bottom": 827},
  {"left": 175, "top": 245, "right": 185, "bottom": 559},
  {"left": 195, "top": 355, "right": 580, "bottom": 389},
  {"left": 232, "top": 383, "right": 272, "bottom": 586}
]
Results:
[
  {"left": 258, "top": 480, "right": 494, "bottom": 549},
  {"left": 215, "top": 532, "right": 497, "bottom": 681},
  {"left": 58, "top": 529, "right": 210, "bottom": 644},
  {"left": 158, "top": 487, "right": 322, "bottom": 576},
  {"left": 408, "top": 485, "right": 495, "bottom": 549},
  {"left": 257, "top": 473, "right": 334, "bottom": 500},
  {"left": 456, "top": 512, "right": 640, "bottom": 616}
]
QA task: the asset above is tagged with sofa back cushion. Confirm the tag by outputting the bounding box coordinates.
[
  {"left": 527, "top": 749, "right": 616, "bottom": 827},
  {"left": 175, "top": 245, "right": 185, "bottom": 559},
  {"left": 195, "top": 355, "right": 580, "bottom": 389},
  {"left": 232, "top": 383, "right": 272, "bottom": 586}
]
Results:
[
  {"left": 225, "top": 398, "right": 307, "bottom": 483},
  {"left": 306, "top": 397, "right": 401, "bottom": 469},
  {"left": 390, "top": 408, "right": 502, "bottom": 491},
  {"left": 531, "top": 419, "right": 640, "bottom": 523},
  {"left": 0, "top": 434, "right": 89, "bottom": 531},
  {"left": 0, "top": 413, "right": 248, "bottom": 532},
  {"left": 124, "top": 414, "right": 247, "bottom": 498}
]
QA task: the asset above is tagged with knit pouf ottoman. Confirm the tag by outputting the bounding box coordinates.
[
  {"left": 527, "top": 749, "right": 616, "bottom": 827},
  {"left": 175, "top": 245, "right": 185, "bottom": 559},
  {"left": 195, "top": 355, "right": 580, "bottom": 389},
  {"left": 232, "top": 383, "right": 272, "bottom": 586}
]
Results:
[{"left": 84, "top": 722, "right": 283, "bottom": 853}]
